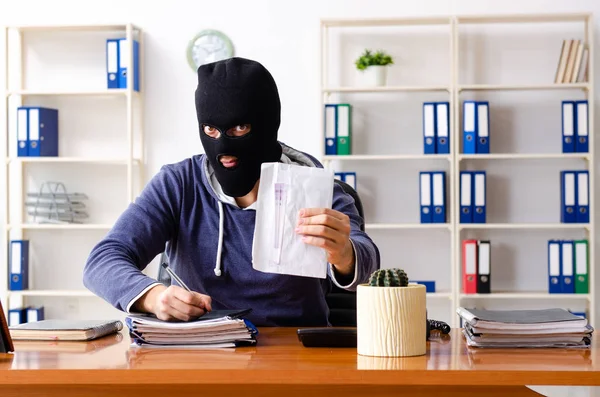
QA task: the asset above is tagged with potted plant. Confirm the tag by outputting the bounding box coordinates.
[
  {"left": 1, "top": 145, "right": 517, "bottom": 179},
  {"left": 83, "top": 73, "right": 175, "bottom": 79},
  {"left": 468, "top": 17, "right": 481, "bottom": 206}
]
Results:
[
  {"left": 357, "top": 268, "right": 427, "bottom": 357},
  {"left": 355, "top": 49, "right": 394, "bottom": 86}
]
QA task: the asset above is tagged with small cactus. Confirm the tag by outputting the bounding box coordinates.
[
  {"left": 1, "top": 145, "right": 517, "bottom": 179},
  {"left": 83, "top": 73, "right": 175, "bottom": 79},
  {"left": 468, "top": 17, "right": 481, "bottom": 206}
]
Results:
[{"left": 368, "top": 268, "right": 409, "bottom": 287}]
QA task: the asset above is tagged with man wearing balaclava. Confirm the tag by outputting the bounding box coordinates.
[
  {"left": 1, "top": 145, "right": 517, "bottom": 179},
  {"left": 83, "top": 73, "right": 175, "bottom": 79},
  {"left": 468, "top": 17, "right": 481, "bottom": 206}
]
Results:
[{"left": 83, "top": 57, "right": 381, "bottom": 327}]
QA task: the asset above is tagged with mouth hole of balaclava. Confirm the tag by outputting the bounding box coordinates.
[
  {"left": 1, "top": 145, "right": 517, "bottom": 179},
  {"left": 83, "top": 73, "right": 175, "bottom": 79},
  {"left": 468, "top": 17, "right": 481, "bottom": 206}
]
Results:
[{"left": 216, "top": 154, "right": 242, "bottom": 171}]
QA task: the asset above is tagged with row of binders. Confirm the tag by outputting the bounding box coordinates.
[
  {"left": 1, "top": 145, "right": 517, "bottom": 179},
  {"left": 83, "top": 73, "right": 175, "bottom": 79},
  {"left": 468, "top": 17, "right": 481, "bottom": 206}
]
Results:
[
  {"left": 548, "top": 239, "right": 589, "bottom": 294},
  {"left": 106, "top": 38, "right": 140, "bottom": 91},
  {"left": 462, "top": 240, "right": 491, "bottom": 294},
  {"left": 562, "top": 100, "right": 589, "bottom": 153},
  {"left": 8, "top": 306, "right": 44, "bottom": 327},
  {"left": 16, "top": 107, "right": 58, "bottom": 157},
  {"left": 419, "top": 171, "right": 447, "bottom": 223},
  {"left": 423, "top": 102, "right": 450, "bottom": 154},
  {"left": 462, "top": 101, "right": 490, "bottom": 154},
  {"left": 324, "top": 103, "right": 352, "bottom": 155},
  {"left": 460, "top": 171, "right": 486, "bottom": 223},
  {"left": 561, "top": 170, "right": 589, "bottom": 223},
  {"left": 334, "top": 171, "right": 357, "bottom": 191}
]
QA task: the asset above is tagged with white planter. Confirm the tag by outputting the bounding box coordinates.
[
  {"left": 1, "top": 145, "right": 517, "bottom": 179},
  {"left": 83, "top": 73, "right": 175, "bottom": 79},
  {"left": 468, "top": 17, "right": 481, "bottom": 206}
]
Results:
[
  {"left": 362, "top": 65, "right": 388, "bottom": 86},
  {"left": 357, "top": 283, "right": 427, "bottom": 357}
]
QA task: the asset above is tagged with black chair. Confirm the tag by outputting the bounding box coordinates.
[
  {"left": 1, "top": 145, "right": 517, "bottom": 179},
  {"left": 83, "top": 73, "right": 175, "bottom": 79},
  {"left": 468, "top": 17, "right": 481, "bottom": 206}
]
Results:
[
  {"left": 156, "top": 179, "right": 369, "bottom": 327},
  {"left": 325, "top": 178, "right": 367, "bottom": 327}
]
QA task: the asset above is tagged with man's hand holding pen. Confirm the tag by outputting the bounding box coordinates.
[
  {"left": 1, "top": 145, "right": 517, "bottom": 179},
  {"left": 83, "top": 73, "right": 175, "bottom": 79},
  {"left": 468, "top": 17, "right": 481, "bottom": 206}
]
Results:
[{"left": 133, "top": 264, "right": 212, "bottom": 321}]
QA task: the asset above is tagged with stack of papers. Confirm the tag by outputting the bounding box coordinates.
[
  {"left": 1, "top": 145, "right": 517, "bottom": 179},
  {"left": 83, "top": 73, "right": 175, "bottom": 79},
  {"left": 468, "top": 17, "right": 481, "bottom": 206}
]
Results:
[
  {"left": 457, "top": 307, "right": 594, "bottom": 348},
  {"left": 126, "top": 309, "right": 258, "bottom": 348}
]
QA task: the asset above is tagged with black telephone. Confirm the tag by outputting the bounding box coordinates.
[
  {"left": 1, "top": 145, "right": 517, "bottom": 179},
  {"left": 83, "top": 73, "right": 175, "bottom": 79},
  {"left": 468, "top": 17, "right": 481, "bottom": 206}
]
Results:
[{"left": 297, "top": 318, "right": 450, "bottom": 348}]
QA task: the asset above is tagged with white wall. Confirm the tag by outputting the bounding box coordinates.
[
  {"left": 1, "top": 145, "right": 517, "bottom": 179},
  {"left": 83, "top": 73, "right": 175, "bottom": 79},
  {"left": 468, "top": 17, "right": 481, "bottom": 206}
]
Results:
[{"left": 0, "top": 0, "right": 599, "bottom": 331}]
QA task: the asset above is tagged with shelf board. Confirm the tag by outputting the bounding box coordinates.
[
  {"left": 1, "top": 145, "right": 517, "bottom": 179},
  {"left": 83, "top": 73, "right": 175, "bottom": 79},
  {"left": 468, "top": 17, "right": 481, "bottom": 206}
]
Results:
[
  {"left": 323, "top": 85, "right": 449, "bottom": 93},
  {"left": 456, "top": 12, "right": 591, "bottom": 25},
  {"left": 7, "top": 24, "right": 142, "bottom": 32},
  {"left": 366, "top": 223, "right": 450, "bottom": 230},
  {"left": 6, "top": 89, "right": 137, "bottom": 97},
  {"left": 323, "top": 154, "right": 451, "bottom": 161},
  {"left": 7, "top": 157, "right": 141, "bottom": 165},
  {"left": 458, "top": 83, "right": 590, "bottom": 91},
  {"left": 459, "top": 153, "right": 590, "bottom": 161},
  {"left": 7, "top": 223, "right": 113, "bottom": 231},
  {"left": 321, "top": 17, "right": 452, "bottom": 28},
  {"left": 460, "top": 292, "right": 590, "bottom": 300},
  {"left": 459, "top": 223, "right": 589, "bottom": 230},
  {"left": 7, "top": 290, "right": 96, "bottom": 297}
]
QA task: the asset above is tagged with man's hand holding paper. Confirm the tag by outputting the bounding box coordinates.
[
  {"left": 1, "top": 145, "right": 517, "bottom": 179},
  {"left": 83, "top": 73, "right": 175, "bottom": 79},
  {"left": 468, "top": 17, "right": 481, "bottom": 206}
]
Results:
[{"left": 296, "top": 207, "right": 355, "bottom": 277}]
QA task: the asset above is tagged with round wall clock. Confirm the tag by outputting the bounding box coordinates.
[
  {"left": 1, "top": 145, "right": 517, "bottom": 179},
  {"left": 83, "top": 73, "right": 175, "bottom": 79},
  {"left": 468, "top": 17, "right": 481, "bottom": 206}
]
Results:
[{"left": 187, "top": 29, "right": 234, "bottom": 71}]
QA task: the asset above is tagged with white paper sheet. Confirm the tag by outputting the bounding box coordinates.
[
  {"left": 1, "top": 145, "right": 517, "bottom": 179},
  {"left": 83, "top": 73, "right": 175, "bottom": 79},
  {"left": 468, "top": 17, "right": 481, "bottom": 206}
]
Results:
[{"left": 252, "top": 162, "right": 334, "bottom": 278}]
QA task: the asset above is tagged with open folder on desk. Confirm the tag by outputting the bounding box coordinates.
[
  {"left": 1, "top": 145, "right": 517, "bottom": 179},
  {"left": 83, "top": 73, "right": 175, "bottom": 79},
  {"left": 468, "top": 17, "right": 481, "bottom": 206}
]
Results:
[{"left": 126, "top": 309, "right": 258, "bottom": 348}]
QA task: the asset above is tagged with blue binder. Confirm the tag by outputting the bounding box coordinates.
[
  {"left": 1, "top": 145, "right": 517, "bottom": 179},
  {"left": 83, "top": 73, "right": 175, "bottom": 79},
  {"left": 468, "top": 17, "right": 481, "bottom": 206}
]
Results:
[
  {"left": 23, "top": 107, "right": 59, "bottom": 157},
  {"left": 410, "top": 280, "right": 436, "bottom": 292},
  {"left": 561, "top": 240, "right": 575, "bottom": 293},
  {"left": 423, "top": 102, "right": 436, "bottom": 154},
  {"left": 419, "top": 172, "right": 432, "bottom": 223},
  {"left": 9, "top": 240, "right": 29, "bottom": 291},
  {"left": 8, "top": 308, "right": 25, "bottom": 327},
  {"left": 17, "top": 107, "right": 28, "bottom": 156},
  {"left": 548, "top": 240, "right": 561, "bottom": 294},
  {"left": 343, "top": 172, "right": 357, "bottom": 190},
  {"left": 334, "top": 171, "right": 357, "bottom": 191},
  {"left": 472, "top": 171, "right": 486, "bottom": 223},
  {"left": 476, "top": 102, "right": 490, "bottom": 154},
  {"left": 576, "top": 170, "right": 589, "bottom": 223},
  {"left": 324, "top": 104, "right": 337, "bottom": 155},
  {"left": 106, "top": 39, "right": 120, "bottom": 89},
  {"left": 26, "top": 306, "right": 45, "bottom": 322},
  {"left": 460, "top": 171, "right": 473, "bottom": 223},
  {"left": 560, "top": 171, "right": 576, "bottom": 223},
  {"left": 463, "top": 101, "right": 477, "bottom": 154},
  {"left": 436, "top": 102, "right": 450, "bottom": 154},
  {"left": 432, "top": 171, "right": 446, "bottom": 223},
  {"left": 561, "top": 101, "right": 575, "bottom": 153},
  {"left": 118, "top": 38, "right": 140, "bottom": 91},
  {"left": 575, "top": 100, "right": 589, "bottom": 153}
]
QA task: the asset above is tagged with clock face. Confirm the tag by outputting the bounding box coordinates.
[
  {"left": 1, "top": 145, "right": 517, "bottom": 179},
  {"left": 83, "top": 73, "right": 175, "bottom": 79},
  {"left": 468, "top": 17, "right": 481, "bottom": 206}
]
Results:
[{"left": 187, "top": 30, "right": 234, "bottom": 71}]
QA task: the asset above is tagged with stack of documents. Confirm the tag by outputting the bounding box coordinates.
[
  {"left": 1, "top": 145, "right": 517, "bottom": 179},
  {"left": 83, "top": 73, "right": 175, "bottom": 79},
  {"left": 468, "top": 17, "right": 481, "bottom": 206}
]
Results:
[
  {"left": 126, "top": 309, "right": 258, "bottom": 348},
  {"left": 458, "top": 307, "right": 593, "bottom": 348}
]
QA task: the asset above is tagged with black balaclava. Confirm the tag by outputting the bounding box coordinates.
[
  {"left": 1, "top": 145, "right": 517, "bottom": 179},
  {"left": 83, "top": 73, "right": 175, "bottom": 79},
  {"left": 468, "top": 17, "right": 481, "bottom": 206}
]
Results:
[{"left": 195, "top": 57, "right": 282, "bottom": 197}]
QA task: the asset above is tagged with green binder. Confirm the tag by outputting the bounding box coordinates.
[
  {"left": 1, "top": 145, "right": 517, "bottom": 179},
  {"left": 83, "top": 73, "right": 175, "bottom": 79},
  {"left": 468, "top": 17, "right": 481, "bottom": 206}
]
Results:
[
  {"left": 574, "top": 240, "right": 588, "bottom": 294},
  {"left": 336, "top": 104, "right": 352, "bottom": 155}
]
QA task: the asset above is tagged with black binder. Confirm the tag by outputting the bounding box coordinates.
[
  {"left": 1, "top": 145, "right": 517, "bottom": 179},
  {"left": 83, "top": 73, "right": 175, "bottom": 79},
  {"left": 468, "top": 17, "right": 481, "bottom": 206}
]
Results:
[{"left": 477, "top": 240, "right": 491, "bottom": 293}]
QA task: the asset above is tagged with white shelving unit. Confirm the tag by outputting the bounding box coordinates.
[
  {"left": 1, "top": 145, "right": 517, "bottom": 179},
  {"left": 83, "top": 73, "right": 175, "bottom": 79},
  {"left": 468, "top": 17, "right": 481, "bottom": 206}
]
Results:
[
  {"left": 320, "top": 13, "right": 595, "bottom": 329},
  {"left": 1, "top": 23, "right": 145, "bottom": 319}
]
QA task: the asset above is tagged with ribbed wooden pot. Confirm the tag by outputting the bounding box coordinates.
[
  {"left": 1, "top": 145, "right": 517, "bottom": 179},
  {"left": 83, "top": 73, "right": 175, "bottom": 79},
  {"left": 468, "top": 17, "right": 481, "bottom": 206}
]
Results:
[{"left": 357, "top": 283, "right": 427, "bottom": 357}]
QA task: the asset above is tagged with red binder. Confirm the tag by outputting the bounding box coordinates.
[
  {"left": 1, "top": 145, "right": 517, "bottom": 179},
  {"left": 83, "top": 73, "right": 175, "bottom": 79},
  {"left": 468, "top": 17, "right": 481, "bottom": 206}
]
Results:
[{"left": 462, "top": 239, "right": 478, "bottom": 294}]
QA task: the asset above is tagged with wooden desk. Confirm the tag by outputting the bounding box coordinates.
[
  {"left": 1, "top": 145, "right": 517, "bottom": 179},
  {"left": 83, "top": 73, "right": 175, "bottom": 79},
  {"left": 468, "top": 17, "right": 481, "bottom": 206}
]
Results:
[{"left": 0, "top": 328, "right": 598, "bottom": 397}]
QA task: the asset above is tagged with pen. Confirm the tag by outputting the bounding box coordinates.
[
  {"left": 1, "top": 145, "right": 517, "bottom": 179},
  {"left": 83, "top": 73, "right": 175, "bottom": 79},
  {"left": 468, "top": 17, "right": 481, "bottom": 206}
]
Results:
[{"left": 161, "top": 263, "right": 191, "bottom": 292}]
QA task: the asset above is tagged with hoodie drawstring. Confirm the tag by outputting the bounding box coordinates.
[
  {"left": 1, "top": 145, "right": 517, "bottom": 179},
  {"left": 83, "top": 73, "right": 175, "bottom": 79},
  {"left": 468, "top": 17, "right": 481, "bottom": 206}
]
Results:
[{"left": 214, "top": 201, "right": 224, "bottom": 277}]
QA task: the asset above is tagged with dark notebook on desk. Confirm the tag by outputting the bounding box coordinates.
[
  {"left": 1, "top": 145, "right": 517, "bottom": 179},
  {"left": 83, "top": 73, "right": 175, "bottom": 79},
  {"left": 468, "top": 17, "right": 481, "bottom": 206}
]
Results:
[{"left": 9, "top": 319, "right": 123, "bottom": 341}]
